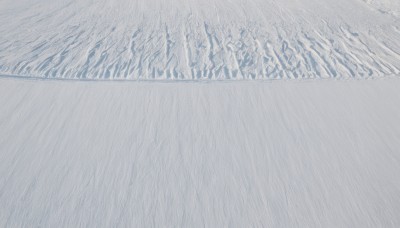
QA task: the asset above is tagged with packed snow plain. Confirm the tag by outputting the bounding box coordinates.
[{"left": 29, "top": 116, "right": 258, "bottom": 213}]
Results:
[{"left": 1, "top": 0, "right": 400, "bottom": 227}]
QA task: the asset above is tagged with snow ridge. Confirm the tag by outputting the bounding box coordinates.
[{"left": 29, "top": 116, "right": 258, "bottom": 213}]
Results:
[{"left": 0, "top": 0, "right": 399, "bottom": 80}]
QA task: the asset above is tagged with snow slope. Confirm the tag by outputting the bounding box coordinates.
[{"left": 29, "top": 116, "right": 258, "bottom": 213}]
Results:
[
  {"left": 0, "top": 0, "right": 399, "bottom": 80},
  {"left": 1, "top": 78, "right": 400, "bottom": 227}
]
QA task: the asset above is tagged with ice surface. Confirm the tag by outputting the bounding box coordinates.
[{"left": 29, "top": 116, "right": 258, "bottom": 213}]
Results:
[{"left": 0, "top": 0, "right": 399, "bottom": 80}]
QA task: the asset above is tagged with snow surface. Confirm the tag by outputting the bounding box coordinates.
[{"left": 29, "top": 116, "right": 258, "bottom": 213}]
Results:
[
  {"left": 1, "top": 78, "right": 400, "bottom": 227},
  {"left": 0, "top": 0, "right": 399, "bottom": 80},
  {"left": 1, "top": 0, "right": 400, "bottom": 226}
]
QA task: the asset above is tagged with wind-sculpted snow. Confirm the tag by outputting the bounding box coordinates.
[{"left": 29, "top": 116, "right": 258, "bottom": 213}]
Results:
[
  {"left": 1, "top": 1, "right": 400, "bottom": 226},
  {"left": 0, "top": 0, "right": 399, "bottom": 80},
  {"left": 1, "top": 78, "right": 400, "bottom": 227}
]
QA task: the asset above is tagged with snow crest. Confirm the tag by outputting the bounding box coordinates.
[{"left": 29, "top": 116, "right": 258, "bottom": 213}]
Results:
[{"left": 0, "top": 0, "right": 399, "bottom": 80}]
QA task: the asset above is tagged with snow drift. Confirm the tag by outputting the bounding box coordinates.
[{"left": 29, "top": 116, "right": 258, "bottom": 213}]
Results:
[
  {"left": 1, "top": 0, "right": 400, "bottom": 227},
  {"left": 0, "top": 0, "right": 399, "bottom": 80}
]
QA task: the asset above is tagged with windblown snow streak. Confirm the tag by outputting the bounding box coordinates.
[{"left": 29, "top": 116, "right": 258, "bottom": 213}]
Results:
[
  {"left": 1, "top": 0, "right": 400, "bottom": 226},
  {"left": 1, "top": 78, "right": 400, "bottom": 227},
  {"left": 0, "top": 0, "right": 399, "bottom": 80}
]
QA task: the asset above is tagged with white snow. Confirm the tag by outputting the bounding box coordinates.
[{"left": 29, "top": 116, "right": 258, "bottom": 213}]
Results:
[
  {"left": 1, "top": 0, "right": 400, "bottom": 226},
  {"left": 0, "top": 0, "right": 399, "bottom": 80},
  {"left": 1, "top": 78, "right": 400, "bottom": 226}
]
